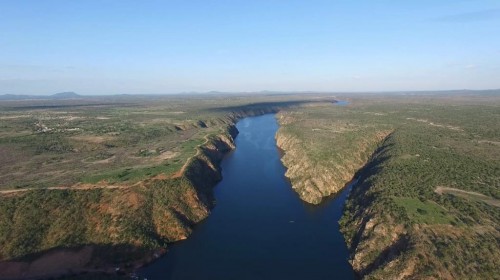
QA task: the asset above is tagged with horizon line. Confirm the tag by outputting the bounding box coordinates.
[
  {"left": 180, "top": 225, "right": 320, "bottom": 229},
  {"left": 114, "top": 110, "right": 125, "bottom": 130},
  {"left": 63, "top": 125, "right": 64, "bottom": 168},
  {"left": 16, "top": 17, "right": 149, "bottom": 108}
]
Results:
[{"left": 2, "top": 88, "right": 500, "bottom": 97}]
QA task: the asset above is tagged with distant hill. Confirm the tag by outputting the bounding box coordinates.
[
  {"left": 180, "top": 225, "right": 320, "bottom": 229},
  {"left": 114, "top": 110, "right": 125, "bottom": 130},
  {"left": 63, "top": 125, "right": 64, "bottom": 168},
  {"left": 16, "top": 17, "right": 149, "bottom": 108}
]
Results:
[
  {"left": 0, "top": 92, "right": 82, "bottom": 101},
  {"left": 50, "top": 92, "right": 81, "bottom": 99}
]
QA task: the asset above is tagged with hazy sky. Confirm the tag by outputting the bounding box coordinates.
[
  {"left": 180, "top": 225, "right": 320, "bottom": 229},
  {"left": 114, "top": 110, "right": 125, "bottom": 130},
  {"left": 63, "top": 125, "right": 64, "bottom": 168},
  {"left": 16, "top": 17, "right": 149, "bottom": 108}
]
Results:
[{"left": 1, "top": 0, "right": 500, "bottom": 94}]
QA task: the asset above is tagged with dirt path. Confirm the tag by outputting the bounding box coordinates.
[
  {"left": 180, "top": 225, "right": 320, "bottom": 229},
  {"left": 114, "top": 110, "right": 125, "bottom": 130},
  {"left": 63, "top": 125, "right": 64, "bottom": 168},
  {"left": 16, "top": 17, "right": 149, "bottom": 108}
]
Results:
[{"left": 435, "top": 186, "right": 500, "bottom": 207}]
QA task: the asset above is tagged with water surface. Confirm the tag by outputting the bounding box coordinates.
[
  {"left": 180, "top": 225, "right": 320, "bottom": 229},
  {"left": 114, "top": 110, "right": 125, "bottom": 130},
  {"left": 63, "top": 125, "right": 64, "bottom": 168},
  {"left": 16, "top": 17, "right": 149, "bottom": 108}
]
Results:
[{"left": 140, "top": 114, "right": 354, "bottom": 280}]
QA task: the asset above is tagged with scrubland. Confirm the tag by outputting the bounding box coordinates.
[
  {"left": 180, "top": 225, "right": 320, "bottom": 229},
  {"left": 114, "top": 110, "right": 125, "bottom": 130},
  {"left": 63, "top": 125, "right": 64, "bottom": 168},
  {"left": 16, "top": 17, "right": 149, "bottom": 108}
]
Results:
[{"left": 1, "top": 92, "right": 499, "bottom": 279}]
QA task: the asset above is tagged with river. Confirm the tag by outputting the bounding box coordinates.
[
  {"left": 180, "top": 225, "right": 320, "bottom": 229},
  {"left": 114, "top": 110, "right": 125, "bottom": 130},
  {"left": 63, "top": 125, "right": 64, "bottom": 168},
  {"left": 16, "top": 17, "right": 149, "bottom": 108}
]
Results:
[{"left": 140, "top": 114, "right": 355, "bottom": 279}]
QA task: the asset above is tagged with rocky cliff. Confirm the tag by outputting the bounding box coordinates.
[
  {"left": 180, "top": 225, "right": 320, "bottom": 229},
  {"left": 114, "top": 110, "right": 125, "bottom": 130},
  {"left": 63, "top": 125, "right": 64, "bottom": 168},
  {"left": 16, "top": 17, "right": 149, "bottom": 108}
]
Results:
[
  {"left": 275, "top": 112, "right": 390, "bottom": 204},
  {"left": 275, "top": 130, "right": 349, "bottom": 204}
]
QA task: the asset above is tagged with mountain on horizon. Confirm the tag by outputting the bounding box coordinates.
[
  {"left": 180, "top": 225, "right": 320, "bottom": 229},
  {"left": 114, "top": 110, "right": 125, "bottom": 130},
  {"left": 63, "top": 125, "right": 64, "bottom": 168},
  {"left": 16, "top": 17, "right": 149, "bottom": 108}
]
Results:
[{"left": 50, "top": 92, "right": 81, "bottom": 99}]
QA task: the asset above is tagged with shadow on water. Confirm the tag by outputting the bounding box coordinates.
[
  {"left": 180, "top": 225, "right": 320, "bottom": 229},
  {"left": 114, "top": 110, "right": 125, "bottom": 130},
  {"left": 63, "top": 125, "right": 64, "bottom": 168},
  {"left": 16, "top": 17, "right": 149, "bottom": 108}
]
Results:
[
  {"left": 139, "top": 114, "right": 355, "bottom": 280},
  {"left": 301, "top": 179, "right": 358, "bottom": 215}
]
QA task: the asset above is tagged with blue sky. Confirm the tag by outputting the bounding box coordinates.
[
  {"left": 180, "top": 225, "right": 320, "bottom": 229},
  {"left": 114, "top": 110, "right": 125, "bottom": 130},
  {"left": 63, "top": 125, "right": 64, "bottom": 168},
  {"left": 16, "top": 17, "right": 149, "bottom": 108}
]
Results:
[{"left": 1, "top": 0, "right": 499, "bottom": 94}]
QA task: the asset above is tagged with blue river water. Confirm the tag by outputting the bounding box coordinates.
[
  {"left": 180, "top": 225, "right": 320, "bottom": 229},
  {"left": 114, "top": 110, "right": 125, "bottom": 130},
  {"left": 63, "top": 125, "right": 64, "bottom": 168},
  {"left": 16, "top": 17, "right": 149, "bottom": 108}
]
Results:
[{"left": 140, "top": 114, "right": 355, "bottom": 280}]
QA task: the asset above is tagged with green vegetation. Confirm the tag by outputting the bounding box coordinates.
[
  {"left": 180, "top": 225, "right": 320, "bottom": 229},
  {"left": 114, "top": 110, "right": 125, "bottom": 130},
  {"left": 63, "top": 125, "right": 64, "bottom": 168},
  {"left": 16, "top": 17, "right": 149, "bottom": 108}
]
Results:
[
  {"left": 1, "top": 93, "right": 499, "bottom": 279},
  {"left": 393, "top": 197, "right": 457, "bottom": 225}
]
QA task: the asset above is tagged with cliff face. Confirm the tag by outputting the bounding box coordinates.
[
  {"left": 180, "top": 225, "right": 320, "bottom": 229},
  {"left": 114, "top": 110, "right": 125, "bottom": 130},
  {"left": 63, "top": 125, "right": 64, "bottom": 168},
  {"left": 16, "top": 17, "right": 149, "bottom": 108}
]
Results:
[
  {"left": 275, "top": 131, "right": 347, "bottom": 204},
  {"left": 275, "top": 112, "right": 390, "bottom": 204}
]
